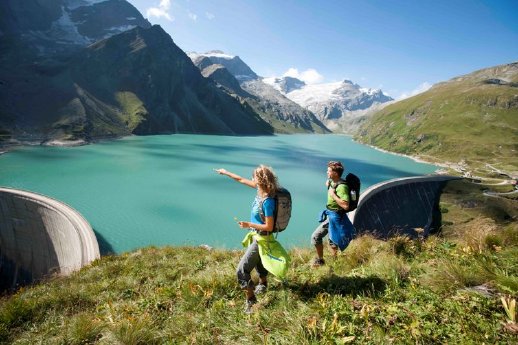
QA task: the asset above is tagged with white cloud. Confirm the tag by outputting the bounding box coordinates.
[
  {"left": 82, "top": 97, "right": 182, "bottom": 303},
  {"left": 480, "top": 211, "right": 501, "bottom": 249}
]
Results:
[
  {"left": 205, "top": 11, "right": 215, "bottom": 20},
  {"left": 146, "top": 0, "right": 173, "bottom": 21},
  {"left": 282, "top": 68, "right": 324, "bottom": 84},
  {"left": 188, "top": 11, "right": 197, "bottom": 21},
  {"left": 398, "top": 82, "right": 433, "bottom": 100}
]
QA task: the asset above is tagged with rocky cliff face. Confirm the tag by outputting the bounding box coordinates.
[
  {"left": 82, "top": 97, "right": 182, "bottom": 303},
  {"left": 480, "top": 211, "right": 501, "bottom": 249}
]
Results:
[
  {"left": 0, "top": 1, "right": 273, "bottom": 144},
  {"left": 0, "top": 0, "right": 151, "bottom": 56},
  {"left": 189, "top": 51, "right": 330, "bottom": 134},
  {"left": 191, "top": 50, "right": 258, "bottom": 82},
  {"left": 199, "top": 63, "right": 252, "bottom": 99},
  {"left": 239, "top": 79, "right": 330, "bottom": 134}
]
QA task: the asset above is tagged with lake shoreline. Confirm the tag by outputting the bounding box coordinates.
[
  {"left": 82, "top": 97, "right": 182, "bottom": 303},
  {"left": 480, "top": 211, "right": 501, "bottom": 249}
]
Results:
[{"left": 354, "top": 141, "right": 464, "bottom": 176}]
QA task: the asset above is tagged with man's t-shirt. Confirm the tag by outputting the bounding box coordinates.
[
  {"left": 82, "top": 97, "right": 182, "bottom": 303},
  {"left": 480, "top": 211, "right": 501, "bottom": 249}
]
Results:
[
  {"left": 251, "top": 196, "right": 275, "bottom": 224},
  {"left": 326, "top": 181, "right": 349, "bottom": 211}
]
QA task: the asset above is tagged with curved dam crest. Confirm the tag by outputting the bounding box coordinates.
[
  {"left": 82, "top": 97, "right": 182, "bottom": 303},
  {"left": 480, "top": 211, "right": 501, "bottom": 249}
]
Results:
[
  {"left": 0, "top": 187, "right": 100, "bottom": 291},
  {"left": 350, "top": 175, "right": 462, "bottom": 239}
]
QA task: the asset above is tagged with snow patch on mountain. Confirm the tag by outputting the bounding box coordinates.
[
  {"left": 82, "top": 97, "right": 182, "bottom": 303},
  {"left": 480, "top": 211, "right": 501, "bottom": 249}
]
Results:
[
  {"left": 66, "top": 0, "right": 111, "bottom": 10},
  {"left": 50, "top": 6, "right": 92, "bottom": 45},
  {"left": 287, "top": 81, "right": 345, "bottom": 106},
  {"left": 263, "top": 76, "right": 306, "bottom": 94},
  {"left": 103, "top": 25, "right": 137, "bottom": 38},
  {"left": 188, "top": 50, "right": 235, "bottom": 61},
  {"left": 262, "top": 77, "right": 280, "bottom": 90}
]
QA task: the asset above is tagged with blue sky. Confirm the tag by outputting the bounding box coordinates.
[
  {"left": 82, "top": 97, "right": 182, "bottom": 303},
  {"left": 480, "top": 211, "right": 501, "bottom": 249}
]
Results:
[{"left": 127, "top": 0, "right": 518, "bottom": 99}]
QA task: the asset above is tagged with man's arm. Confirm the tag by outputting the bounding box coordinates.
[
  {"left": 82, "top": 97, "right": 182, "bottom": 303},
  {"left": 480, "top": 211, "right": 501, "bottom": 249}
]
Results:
[{"left": 328, "top": 186, "right": 349, "bottom": 211}]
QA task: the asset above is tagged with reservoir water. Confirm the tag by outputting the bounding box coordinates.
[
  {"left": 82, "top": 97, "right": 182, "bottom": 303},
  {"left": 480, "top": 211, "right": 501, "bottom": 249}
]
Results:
[{"left": 0, "top": 134, "right": 437, "bottom": 253}]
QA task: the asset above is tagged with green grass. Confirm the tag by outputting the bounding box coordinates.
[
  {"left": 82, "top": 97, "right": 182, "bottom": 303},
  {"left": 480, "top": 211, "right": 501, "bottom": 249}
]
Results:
[
  {"left": 3, "top": 239, "right": 516, "bottom": 344},
  {"left": 1, "top": 181, "right": 517, "bottom": 344},
  {"left": 355, "top": 64, "right": 518, "bottom": 176},
  {"left": 115, "top": 92, "right": 148, "bottom": 131}
]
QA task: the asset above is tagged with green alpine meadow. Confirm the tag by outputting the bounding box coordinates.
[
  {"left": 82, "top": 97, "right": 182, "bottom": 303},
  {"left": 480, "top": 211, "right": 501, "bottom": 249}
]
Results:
[{"left": 356, "top": 62, "right": 518, "bottom": 177}]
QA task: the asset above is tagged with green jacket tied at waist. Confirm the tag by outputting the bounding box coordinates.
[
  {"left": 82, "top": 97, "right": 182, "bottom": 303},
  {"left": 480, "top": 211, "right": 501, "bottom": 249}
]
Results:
[{"left": 242, "top": 231, "right": 290, "bottom": 279}]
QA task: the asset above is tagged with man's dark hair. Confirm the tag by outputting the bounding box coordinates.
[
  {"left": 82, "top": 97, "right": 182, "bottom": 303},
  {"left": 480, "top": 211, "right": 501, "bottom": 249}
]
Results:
[{"left": 327, "top": 161, "right": 344, "bottom": 177}]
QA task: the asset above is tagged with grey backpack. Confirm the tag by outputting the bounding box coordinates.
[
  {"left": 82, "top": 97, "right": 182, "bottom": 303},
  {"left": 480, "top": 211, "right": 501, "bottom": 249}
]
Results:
[{"left": 259, "top": 187, "right": 292, "bottom": 232}]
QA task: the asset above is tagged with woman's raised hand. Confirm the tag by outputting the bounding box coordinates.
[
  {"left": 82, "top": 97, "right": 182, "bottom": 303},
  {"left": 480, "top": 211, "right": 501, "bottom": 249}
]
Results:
[{"left": 214, "top": 168, "right": 228, "bottom": 175}]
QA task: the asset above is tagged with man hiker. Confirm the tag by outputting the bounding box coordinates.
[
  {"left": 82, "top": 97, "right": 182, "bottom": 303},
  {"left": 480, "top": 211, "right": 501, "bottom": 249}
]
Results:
[{"left": 311, "top": 160, "right": 356, "bottom": 267}]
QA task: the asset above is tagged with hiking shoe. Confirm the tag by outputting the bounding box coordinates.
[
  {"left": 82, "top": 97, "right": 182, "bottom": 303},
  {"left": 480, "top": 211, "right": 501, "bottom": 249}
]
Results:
[
  {"left": 244, "top": 296, "right": 257, "bottom": 314},
  {"left": 254, "top": 283, "right": 267, "bottom": 295},
  {"left": 312, "top": 257, "right": 325, "bottom": 267}
]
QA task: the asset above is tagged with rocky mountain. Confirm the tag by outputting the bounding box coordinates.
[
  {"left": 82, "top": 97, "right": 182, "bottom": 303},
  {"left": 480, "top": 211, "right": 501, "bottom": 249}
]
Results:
[
  {"left": 264, "top": 77, "right": 393, "bottom": 133},
  {"left": 0, "top": 0, "right": 273, "bottom": 145},
  {"left": 264, "top": 76, "right": 306, "bottom": 94},
  {"left": 190, "top": 51, "right": 258, "bottom": 82},
  {"left": 196, "top": 60, "right": 252, "bottom": 99},
  {"left": 0, "top": 0, "right": 152, "bottom": 57},
  {"left": 189, "top": 51, "right": 330, "bottom": 134},
  {"left": 356, "top": 62, "right": 518, "bottom": 176}
]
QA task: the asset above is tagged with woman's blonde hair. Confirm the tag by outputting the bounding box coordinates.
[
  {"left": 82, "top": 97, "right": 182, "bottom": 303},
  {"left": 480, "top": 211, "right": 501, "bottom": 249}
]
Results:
[{"left": 253, "top": 165, "right": 279, "bottom": 196}]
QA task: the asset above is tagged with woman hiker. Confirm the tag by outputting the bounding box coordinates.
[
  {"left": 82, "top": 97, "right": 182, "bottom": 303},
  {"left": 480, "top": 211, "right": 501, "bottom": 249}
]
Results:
[{"left": 215, "top": 165, "right": 289, "bottom": 314}]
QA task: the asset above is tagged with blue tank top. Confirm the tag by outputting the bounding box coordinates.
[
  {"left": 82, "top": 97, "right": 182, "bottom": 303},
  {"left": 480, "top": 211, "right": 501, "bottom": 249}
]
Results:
[{"left": 250, "top": 196, "right": 275, "bottom": 225}]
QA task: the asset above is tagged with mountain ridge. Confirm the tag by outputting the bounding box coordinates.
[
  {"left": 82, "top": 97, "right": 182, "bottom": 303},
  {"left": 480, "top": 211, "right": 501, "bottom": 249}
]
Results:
[
  {"left": 0, "top": 0, "right": 275, "bottom": 145},
  {"left": 190, "top": 51, "right": 330, "bottom": 134},
  {"left": 355, "top": 61, "right": 518, "bottom": 176}
]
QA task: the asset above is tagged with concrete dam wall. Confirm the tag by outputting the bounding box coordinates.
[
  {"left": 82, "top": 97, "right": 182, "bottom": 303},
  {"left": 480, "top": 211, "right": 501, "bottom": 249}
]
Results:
[
  {"left": 350, "top": 175, "right": 461, "bottom": 239},
  {"left": 0, "top": 187, "right": 100, "bottom": 290}
]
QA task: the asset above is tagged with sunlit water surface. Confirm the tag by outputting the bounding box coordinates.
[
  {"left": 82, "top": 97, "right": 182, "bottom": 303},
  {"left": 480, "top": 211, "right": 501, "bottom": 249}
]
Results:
[{"left": 0, "top": 134, "right": 437, "bottom": 253}]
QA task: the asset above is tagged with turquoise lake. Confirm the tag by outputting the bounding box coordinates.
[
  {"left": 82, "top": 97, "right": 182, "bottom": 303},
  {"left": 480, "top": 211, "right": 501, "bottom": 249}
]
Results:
[{"left": 0, "top": 134, "right": 438, "bottom": 253}]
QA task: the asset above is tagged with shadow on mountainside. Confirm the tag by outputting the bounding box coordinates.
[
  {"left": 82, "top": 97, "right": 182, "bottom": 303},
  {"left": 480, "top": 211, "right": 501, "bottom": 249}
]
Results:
[{"left": 288, "top": 274, "right": 387, "bottom": 300}]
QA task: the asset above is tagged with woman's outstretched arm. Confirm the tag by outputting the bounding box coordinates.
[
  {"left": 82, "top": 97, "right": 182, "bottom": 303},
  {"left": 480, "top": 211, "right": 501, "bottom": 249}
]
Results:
[{"left": 214, "top": 168, "right": 257, "bottom": 188}]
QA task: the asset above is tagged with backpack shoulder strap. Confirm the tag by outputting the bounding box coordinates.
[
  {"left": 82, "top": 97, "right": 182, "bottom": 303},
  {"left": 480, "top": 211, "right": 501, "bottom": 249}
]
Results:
[
  {"left": 330, "top": 179, "right": 347, "bottom": 188},
  {"left": 258, "top": 196, "right": 274, "bottom": 221}
]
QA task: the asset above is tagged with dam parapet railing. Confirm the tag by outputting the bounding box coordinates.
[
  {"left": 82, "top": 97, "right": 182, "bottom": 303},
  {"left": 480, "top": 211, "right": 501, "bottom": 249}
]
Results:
[
  {"left": 350, "top": 175, "right": 462, "bottom": 239},
  {"left": 0, "top": 187, "right": 100, "bottom": 291}
]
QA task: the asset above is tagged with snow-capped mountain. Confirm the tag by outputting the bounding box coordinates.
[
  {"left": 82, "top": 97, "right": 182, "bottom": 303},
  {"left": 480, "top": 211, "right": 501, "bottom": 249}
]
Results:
[
  {"left": 189, "top": 51, "right": 330, "bottom": 134},
  {"left": 263, "top": 77, "right": 393, "bottom": 133}
]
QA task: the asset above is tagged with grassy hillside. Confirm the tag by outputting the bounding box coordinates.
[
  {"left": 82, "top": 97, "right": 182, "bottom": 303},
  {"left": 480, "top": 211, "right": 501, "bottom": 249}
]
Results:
[
  {"left": 356, "top": 62, "right": 518, "bottom": 177},
  {"left": 1, "top": 180, "right": 517, "bottom": 344}
]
